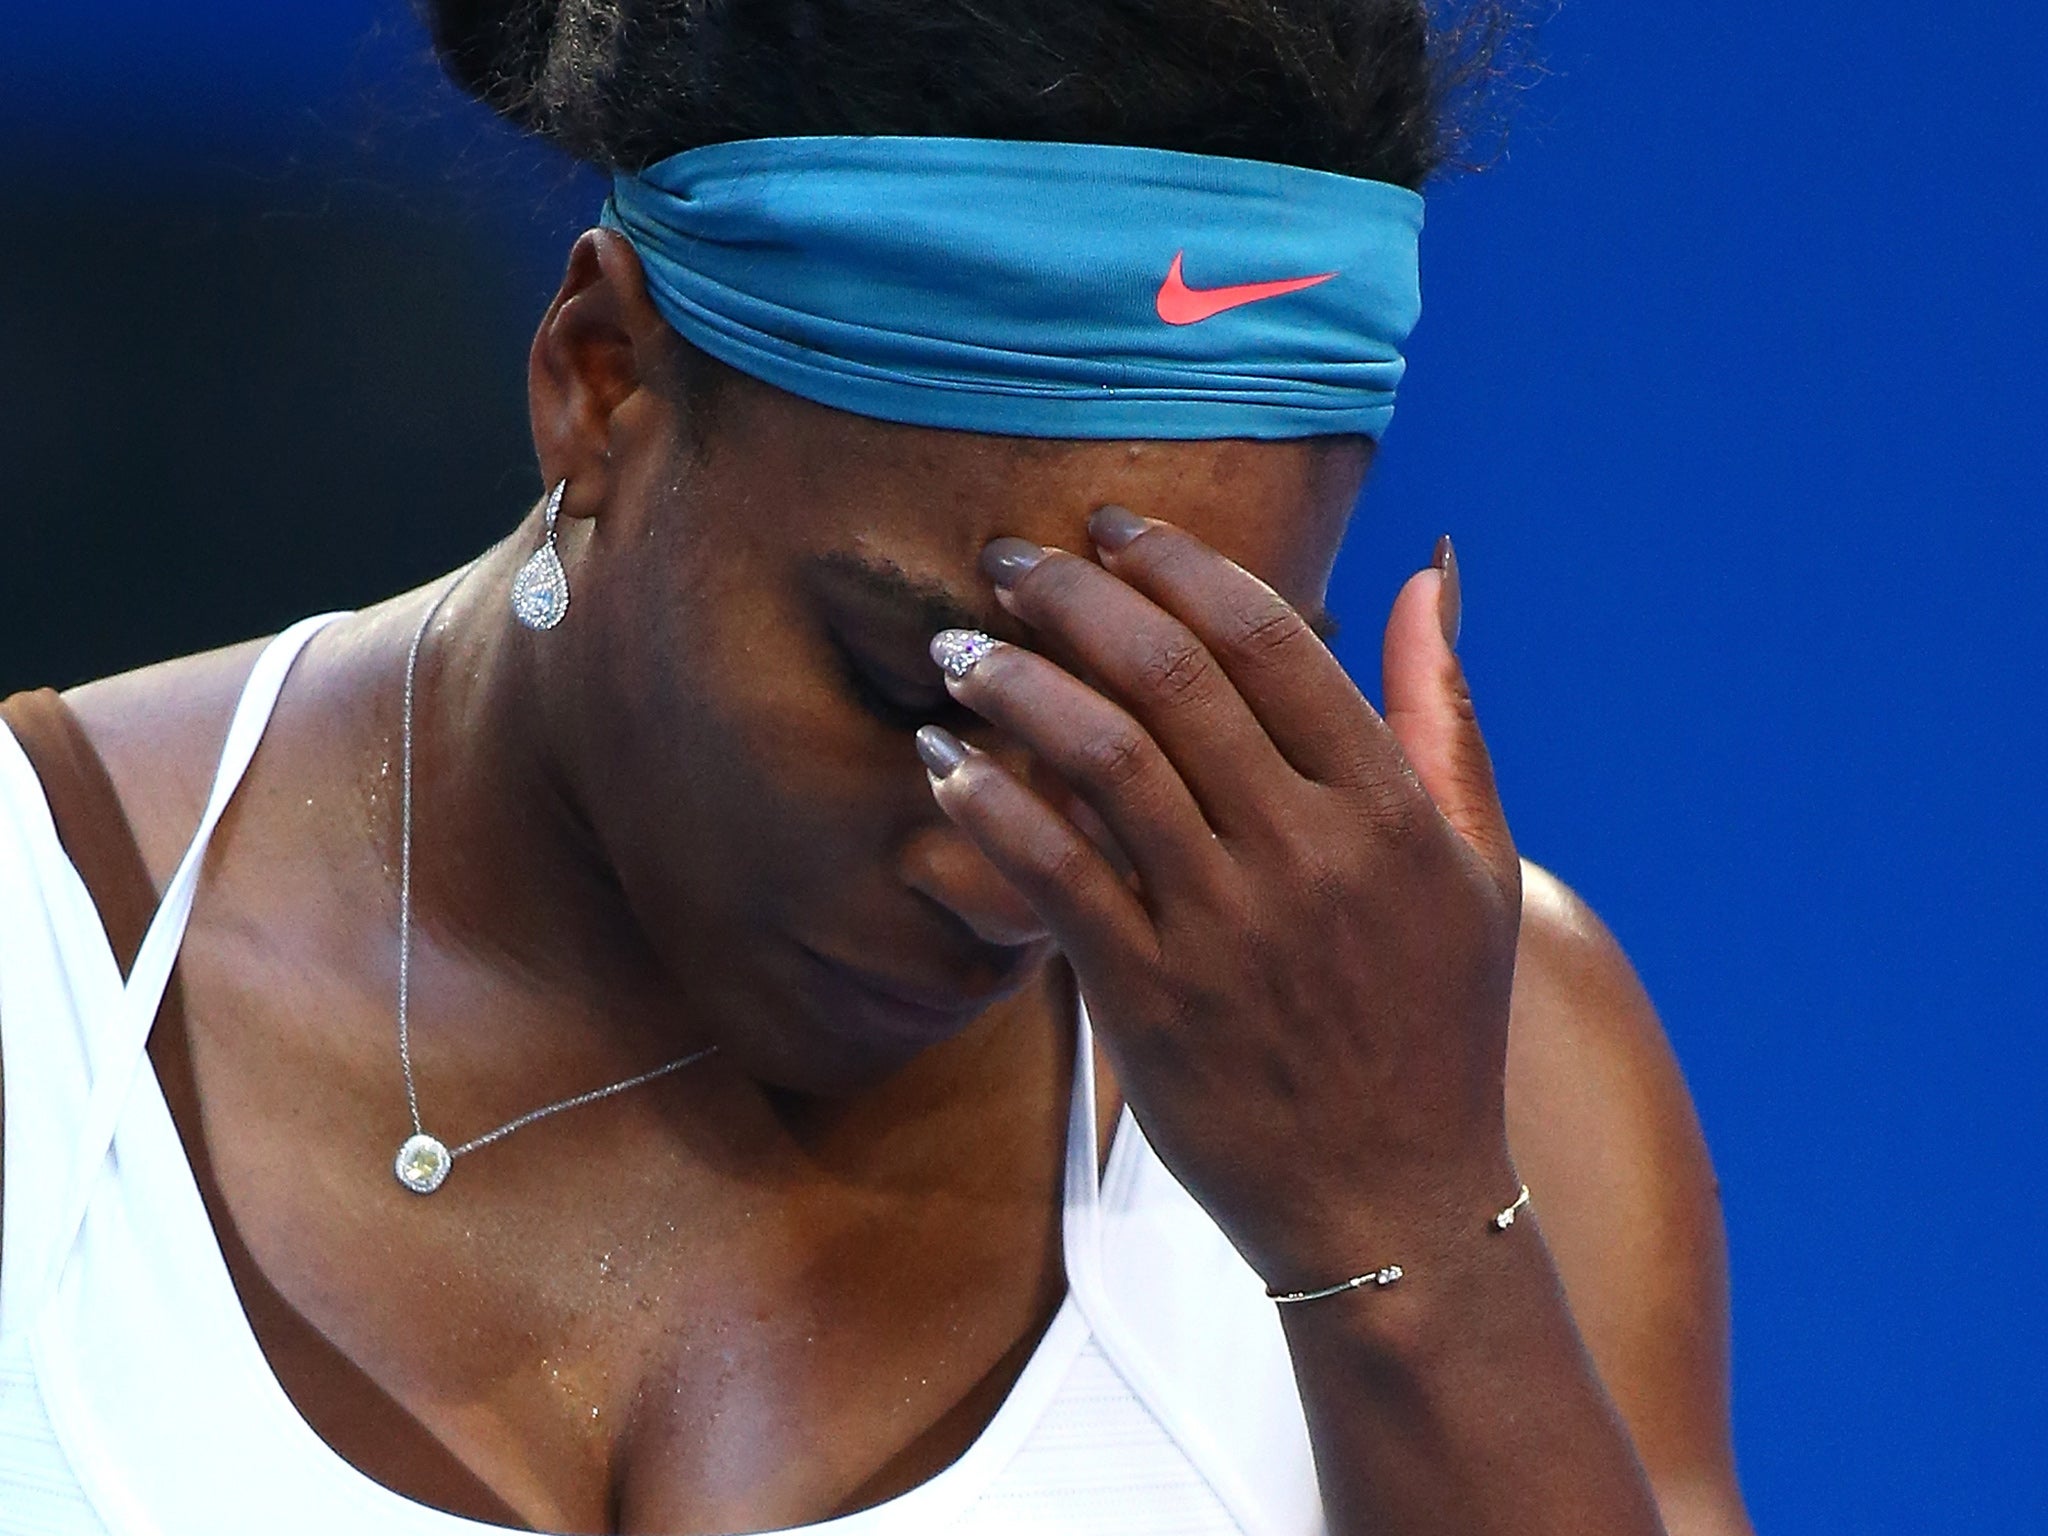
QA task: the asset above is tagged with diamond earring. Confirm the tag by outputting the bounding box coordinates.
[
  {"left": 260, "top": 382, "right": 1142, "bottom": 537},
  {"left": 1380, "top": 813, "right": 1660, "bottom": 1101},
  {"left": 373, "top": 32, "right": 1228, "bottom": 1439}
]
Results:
[{"left": 510, "top": 480, "right": 570, "bottom": 631}]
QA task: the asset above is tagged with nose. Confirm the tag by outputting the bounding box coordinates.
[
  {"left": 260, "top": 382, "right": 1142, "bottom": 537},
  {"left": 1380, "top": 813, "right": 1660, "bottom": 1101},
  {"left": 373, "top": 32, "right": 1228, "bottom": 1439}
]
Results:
[
  {"left": 896, "top": 755, "right": 1136, "bottom": 948},
  {"left": 897, "top": 820, "right": 1054, "bottom": 947}
]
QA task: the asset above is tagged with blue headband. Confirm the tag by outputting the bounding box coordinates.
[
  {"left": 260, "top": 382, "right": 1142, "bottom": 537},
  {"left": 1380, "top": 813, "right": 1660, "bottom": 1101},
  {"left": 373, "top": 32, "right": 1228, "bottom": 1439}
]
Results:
[{"left": 601, "top": 136, "right": 1423, "bottom": 441}]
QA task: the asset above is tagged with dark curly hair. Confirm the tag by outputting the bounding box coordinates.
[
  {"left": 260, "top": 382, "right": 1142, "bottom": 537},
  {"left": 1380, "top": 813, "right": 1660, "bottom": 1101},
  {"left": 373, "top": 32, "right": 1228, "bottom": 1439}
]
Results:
[{"left": 422, "top": 0, "right": 1525, "bottom": 192}]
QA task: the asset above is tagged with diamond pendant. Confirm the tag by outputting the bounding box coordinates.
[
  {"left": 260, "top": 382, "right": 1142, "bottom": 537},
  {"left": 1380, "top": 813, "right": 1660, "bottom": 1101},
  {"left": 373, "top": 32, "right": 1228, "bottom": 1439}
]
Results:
[
  {"left": 394, "top": 1133, "right": 453, "bottom": 1194},
  {"left": 510, "top": 543, "right": 569, "bottom": 631}
]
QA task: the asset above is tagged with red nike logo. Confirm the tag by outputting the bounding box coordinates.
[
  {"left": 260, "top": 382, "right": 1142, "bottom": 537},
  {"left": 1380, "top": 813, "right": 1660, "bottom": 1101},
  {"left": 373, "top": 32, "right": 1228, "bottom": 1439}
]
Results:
[{"left": 1154, "top": 251, "right": 1338, "bottom": 325}]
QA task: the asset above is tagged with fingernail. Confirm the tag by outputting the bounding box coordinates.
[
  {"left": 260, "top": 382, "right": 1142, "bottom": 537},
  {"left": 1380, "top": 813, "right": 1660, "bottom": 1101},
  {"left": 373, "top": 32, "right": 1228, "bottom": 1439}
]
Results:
[
  {"left": 981, "top": 538, "right": 1048, "bottom": 588},
  {"left": 1088, "top": 504, "right": 1151, "bottom": 552},
  {"left": 930, "top": 628, "right": 997, "bottom": 681},
  {"left": 1433, "top": 534, "right": 1462, "bottom": 651},
  {"left": 915, "top": 724, "right": 971, "bottom": 779}
]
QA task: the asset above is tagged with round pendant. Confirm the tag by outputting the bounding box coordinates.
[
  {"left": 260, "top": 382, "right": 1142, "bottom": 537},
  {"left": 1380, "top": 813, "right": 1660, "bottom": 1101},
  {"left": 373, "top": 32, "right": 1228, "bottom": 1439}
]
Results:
[{"left": 394, "top": 1133, "right": 453, "bottom": 1194}]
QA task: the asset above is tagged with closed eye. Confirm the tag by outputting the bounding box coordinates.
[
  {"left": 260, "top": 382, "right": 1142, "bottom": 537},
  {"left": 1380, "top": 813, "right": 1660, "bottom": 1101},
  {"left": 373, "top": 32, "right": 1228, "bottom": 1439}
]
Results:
[{"left": 829, "top": 632, "right": 976, "bottom": 733}]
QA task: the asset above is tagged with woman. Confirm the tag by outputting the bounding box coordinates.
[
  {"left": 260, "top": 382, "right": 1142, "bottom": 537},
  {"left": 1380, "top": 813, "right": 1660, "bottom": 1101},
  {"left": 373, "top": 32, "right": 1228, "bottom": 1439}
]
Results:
[{"left": 0, "top": 2, "right": 1751, "bottom": 1533}]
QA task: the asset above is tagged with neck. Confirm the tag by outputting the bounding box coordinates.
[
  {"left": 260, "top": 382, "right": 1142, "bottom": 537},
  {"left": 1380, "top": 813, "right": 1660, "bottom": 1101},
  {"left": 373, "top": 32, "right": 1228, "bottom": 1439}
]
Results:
[{"left": 397, "top": 541, "right": 679, "bottom": 1029}]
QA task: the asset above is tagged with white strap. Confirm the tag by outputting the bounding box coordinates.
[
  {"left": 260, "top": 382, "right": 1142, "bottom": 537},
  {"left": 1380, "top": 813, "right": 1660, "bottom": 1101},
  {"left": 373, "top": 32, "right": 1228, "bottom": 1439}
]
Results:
[
  {"left": 1063, "top": 994, "right": 1106, "bottom": 1276},
  {"left": 1061, "top": 995, "right": 1284, "bottom": 1536},
  {"left": 42, "top": 613, "right": 347, "bottom": 1306}
]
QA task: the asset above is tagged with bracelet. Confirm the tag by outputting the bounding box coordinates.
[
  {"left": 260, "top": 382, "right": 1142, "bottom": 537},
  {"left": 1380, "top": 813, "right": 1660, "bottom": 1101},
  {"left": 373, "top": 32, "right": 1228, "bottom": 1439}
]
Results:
[
  {"left": 1265, "top": 1184, "right": 1533, "bottom": 1306},
  {"left": 1267, "top": 1264, "right": 1405, "bottom": 1305},
  {"left": 1491, "top": 1182, "right": 1532, "bottom": 1229}
]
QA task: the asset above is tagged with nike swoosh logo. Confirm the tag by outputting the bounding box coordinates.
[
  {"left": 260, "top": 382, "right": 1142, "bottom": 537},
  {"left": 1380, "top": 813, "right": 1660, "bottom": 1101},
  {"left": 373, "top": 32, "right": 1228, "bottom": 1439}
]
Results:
[{"left": 1154, "top": 251, "right": 1338, "bottom": 325}]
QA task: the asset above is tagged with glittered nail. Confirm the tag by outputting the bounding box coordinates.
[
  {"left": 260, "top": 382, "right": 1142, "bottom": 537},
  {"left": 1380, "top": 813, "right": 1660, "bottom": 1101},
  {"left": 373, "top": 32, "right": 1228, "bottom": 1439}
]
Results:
[{"left": 930, "top": 628, "right": 997, "bottom": 681}]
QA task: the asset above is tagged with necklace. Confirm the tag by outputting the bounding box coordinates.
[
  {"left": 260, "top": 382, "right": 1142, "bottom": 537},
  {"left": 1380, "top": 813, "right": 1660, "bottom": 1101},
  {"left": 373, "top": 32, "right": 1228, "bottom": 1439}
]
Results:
[{"left": 391, "top": 572, "right": 718, "bottom": 1195}]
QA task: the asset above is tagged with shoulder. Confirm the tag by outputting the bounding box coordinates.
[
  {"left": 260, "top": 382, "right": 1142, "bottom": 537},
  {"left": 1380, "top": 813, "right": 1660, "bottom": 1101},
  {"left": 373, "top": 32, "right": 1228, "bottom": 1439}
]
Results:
[
  {"left": 1505, "top": 860, "right": 1754, "bottom": 1536},
  {"left": 1506, "top": 862, "right": 1718, "bottom": 1238},
  {"left": 59, "top": 636, "right": 280, "bottom": 887},
  {"left": 1508, "top": 862, "right": 1703, "bottom": 1152},
  {"left": 0, "top": 641, "right": 263, "bottom": 1275}
]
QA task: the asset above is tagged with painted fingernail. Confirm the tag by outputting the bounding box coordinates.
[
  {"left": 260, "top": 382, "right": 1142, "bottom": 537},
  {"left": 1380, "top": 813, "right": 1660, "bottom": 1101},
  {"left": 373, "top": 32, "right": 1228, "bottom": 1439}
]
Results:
[
  {"left": 1433, "top": 534, "right": 1462, "bottom": 651},
  {"left": 1089, "top": 504, "right": 1151, "bottom": 552},
  {"left": 914, "top": 724, "right": 970, "bottom": 779},
  {"left": 930, "top": 628, "right": 997, "bottom": 681},
  {"left": 981, "top": 538, "right": 1048, "bottom": 588}
]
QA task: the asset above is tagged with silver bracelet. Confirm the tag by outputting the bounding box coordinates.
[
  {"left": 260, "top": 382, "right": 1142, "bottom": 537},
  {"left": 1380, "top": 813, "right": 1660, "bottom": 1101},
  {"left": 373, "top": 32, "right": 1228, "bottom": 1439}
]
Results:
[
  {"left": 1265, "top": 1184, "right": 1532, "bottom": 1306},
  {"left": 1491, "top": 1182, "right": 1533, "bottom": 1230},
  {"left": 1267, "top": 1264, "right": 1406, "bottom": 1305}
]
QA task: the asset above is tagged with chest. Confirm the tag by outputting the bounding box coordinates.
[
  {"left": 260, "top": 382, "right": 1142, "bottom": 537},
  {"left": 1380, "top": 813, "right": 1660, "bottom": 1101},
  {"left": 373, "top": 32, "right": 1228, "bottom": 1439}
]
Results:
[{"left": 154, "top": 938, "right": 1074, "bottom": 1529}]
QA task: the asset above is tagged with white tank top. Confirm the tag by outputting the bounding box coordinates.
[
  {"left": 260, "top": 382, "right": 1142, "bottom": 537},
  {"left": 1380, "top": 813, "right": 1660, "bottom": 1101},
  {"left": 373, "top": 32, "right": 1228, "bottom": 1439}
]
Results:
[{"left": 0, "top": 617, "right": 1326, "bottom": 1536}]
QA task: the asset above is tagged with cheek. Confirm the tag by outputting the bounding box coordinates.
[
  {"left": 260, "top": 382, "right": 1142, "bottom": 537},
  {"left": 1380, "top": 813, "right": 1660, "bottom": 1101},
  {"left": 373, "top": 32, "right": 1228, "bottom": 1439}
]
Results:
[{"left": 616, "top": 566, "right": 929, "bottom": 902}]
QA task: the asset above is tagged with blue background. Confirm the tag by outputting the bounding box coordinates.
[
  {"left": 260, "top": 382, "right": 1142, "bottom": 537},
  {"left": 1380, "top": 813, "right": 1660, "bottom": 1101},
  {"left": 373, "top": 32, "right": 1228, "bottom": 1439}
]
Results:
[{"left": 3, "top": 3, "right": 2040, "bottom": 1528}]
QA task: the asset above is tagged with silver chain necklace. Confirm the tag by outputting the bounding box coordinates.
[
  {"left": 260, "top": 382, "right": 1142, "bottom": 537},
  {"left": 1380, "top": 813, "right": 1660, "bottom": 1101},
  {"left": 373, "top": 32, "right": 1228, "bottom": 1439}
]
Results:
[{"left": 391, "top": 573, "right": 718, "bottom": 1195}]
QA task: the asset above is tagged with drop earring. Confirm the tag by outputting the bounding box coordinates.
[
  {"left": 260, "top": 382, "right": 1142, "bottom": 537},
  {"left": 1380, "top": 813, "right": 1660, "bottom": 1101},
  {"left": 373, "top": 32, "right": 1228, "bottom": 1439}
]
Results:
[{"left": 510, "top": 480, "right": 570, "bottom": 631}]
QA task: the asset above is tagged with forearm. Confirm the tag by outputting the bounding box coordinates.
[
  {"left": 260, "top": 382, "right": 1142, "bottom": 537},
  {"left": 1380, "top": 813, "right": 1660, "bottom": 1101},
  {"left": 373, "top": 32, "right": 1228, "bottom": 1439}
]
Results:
[{"left": 1279, "top": 1210, "right": 1666, "bottom": 1536}]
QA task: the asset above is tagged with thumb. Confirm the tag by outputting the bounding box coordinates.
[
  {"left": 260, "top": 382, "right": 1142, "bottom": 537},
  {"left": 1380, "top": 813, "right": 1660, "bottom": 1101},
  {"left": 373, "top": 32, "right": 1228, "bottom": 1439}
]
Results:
[{"left": 1381, "top": 537, "right": 1520, "bottom": 897}]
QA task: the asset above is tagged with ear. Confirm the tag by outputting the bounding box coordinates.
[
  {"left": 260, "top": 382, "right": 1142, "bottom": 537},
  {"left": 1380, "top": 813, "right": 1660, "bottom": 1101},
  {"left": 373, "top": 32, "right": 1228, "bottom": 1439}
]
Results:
[{"left": 527, "top": 227, "right": 674, "bottom": 519}]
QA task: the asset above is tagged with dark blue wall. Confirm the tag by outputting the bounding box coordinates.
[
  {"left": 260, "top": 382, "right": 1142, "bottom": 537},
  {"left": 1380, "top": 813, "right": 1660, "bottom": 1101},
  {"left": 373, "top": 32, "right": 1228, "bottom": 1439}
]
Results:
[
  {"left": 5, "top": 3, "right": 2039, "bottom": 1528},
  {"left": 1355, "top": 6, "right": 2046, "bottom": 1526}
]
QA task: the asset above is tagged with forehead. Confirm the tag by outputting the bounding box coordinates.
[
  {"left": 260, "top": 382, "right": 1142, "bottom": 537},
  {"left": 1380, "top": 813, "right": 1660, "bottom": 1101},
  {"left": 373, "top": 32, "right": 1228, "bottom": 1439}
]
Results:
[{"left": 690, "top": 367, "right": 1373, "bottom": 607}]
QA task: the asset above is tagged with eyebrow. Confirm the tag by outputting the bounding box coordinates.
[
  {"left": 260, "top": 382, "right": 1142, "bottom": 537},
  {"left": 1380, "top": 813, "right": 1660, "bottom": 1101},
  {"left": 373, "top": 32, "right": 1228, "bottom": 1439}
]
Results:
[
  {"left": 805, "top": 550, "right": 994, "bottom": 637},
  {"left": 804, "top": 549, "right": 1340, "bottom": 646}
]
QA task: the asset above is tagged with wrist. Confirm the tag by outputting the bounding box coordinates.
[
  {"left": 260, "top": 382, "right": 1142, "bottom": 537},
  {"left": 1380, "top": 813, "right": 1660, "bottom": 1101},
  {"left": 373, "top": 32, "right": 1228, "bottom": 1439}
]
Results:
[
  {"left": 1272, "top": 1192, "right": 1574, "bottom": 1380},
  {"left": 1272, "top": 1184, "right": 1668, "bottom": 1536},
  {"left": 1250, "top": 1145, "right": 1524, "bottom": 1299}
]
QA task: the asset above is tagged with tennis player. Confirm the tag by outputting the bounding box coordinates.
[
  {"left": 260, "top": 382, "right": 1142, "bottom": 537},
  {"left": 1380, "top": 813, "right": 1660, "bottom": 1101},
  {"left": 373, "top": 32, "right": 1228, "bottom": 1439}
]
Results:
[{"left": 0, "top": 3, "right": 1752, "bottom": 1533}]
